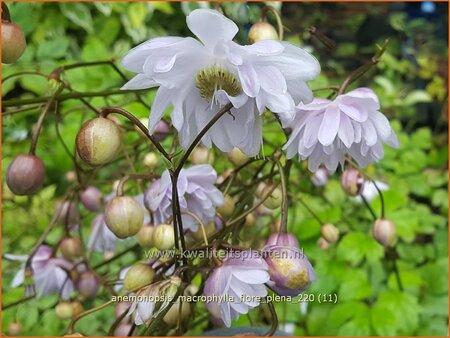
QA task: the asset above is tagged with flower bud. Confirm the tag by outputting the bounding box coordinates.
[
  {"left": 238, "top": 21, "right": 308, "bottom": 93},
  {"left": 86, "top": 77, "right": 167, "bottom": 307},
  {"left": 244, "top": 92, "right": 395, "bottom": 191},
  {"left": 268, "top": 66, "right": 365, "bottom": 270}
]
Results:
[
  {"left": 71, "top": 301, "right": 84, "bottom": 317},
  {"left": 372, "top": 218, "right": 397, "bottom": 247},
  {"left": 317, "top": 237, "right": 330, "bottom": 250},
  {"left": 153, "top": 223, "right": 175, "bottom": 250},
  {"left": 163, "top": 300, "right": 191, "bottom": 326},
  {"left": 105, "top": 196, "right": 144, "bottom": 239},
  {"left": 8, "top": 322, "right": 22, "bottom": 336},
  {"left": 2, "top": 22, "right": 26, "bottom": 64},
  {"left": 76, "top": 270, "right": 100, "bottom": 298},
  {"left": 136, "top": 224, "right": 155, "bottom": 248},
  {"left": 55, "top": 200, "right": 80, "bottom": 226},
  {"left": 320, "top": 223, "right": 339, "bottom": 243},
  {"left": 244, "top": 213, "right": 256, "bottom": 227},
  {"left": 341, "top": 168, "right": 364, "bottom": 196},
  {"left": 60, "top": 237, "right": 83, "bottom": 261},
  {"left": 124, "top": 263, "right": 155, "bottom": 292},
  {"left": 79, "top": 186, "right": 103, "bottom": 211},
  {"left": 227, "top": 147, "right": 249, "bottom": 166},
  {"left": 190, "top": 146, "right": 214, "bottom": 165},
  {"left": 262, "top": 185, "right": 282, "bottom": 209},
  {"left": 65, "top": 171, "right": 77, "bottom": 182},
  {"left": 76, "top": 117, "right": 122, "bottom": 166},
  {"left": 6, "top": 154, "right": 45, "bottom": 195},
  {"left": 216, "top": 195, "right": 235, "bottom": 217},
  {"left": 248, "top": 21, "right": 279, "bottom": 44},
  {"left": 154, "top": 120, "right": 170, "bottom": 142},
  {"left": 263, "top": 233, "right": 316, "bottom": 296},
  {"left": 311, "top": 168, "right": 329, "bottom": 187},
  {"left": 114, "top": 323, "right": 133, "bottom": 336},
  {"left": 143, "top": 152, "right": 158, "bottom": 170},
  {"left": 55, "top": 302, "right": 75, "bottom": 320}
]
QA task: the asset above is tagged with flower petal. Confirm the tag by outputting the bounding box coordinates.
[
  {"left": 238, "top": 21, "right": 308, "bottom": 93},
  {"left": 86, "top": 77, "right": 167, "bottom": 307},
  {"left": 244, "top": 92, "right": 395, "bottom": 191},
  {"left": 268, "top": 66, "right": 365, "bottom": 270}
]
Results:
[
  {"left": 121, "top": 74, "right": 158, "bottom": 90},
  {"left": 318, "top": 104, "right": 340, "bottom": 146},
  {"left": 238, "top": 63, "right": 260, "bottom": 97}
]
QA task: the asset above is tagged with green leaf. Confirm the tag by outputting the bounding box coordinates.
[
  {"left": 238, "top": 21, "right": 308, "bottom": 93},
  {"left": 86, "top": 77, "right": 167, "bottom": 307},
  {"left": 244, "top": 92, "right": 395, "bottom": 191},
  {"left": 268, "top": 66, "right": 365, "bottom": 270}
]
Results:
[
  {"left": 60, "top": 3, "right": 94, "bottom": 33},
  {"left": 403, "top": 90, "right": 432, "bottom": 106},
  {"left": 336, "top": 232, "right": 384, "bottom": 266},
  {"left": 370, "top": 302, "right": 397, "bottom": 336},
  {"left": 339, "top": 269, "right": 373, "bottom": 301}
]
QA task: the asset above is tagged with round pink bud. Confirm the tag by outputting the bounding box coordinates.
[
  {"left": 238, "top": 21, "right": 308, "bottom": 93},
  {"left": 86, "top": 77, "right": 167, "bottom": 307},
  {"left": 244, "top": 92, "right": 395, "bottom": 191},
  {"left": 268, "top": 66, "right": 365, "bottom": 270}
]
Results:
[
  {"left": 79, "top": 186, "right": 103, "bottom": 211},
  {"left": 372, "top": 218, "right": 397, "bottom": 247},
  {"left": 6, "top": 154, "right": 45, "bottom": 195},
  {"left": 341, "top": 168, "right": 364, "bottom": 196},
  {"left": 124, "top": 263, "right": 155, "bottom": 292},
  {"left": 55, "top": 200, "right": 80, "bottom": 226},
  {"left": 60, "top": 237, "right": 83, "bottom": 261},
  {"left": 136, "top": 224, "right": 155, "bottom": 248},
  {"left": 153, "top": 120, "right": 170, "bottom": 142},
  {"left": 2, "top": 22, "right": 26, "bottom": 64},
  {"left": 105, "top": 196, "right": 144, "bottom": 239},
  {"left": 190, "top": 146, "right": 214, "bottom": 165},
  {"left": 76, "top": 270, "right": 100, "bottom": 298},
  {"left": 317, "top": 237, "right": 330, "bottom": 250}
]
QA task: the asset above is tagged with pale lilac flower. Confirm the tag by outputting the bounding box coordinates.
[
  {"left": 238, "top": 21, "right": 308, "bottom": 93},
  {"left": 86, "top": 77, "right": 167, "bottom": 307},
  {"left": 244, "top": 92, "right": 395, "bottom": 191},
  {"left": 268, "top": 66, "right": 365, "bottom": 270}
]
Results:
[
  {"left": 203, "top": 253, "right": 270, "bottom": 327},
  {"left": 144, "top": 164, "right": 224, "bottom": 232},
  {"left": 6, "top": 245, "right": 74, "bottom": 299},
  {"left": 263, "top": 233, "right": 316, "bottom": 296},
  {"left": 88, "top": 213, "right": 118, "bottom": 252},
  {"left": 121, "top": 9, "right": 320, "bottom": 156},
  {"left": 355, "top": 180, "right": 389, "bottom": 203},
  {"left": 283, "top": 88, "right": 399, "bottom": 172}
]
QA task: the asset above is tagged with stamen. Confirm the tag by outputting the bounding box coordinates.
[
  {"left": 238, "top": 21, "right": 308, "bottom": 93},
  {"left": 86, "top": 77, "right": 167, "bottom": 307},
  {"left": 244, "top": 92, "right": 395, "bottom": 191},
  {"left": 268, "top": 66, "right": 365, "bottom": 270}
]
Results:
[{"left": 195, "top": 66, "right": 242, "bottom": 101}]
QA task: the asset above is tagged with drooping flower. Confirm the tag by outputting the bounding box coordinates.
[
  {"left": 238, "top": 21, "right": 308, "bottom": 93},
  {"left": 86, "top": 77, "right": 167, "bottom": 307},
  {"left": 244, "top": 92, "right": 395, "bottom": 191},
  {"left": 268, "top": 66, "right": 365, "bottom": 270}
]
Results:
[
  {"left": 121, "top": 9, "right": 320, "bottom": 156},
  {"left": 127, "top": 276, "right": 181, "bottom": 326},
  {"left": 283, "top": 88, "right": 399, "bottom": 172},
  {"left": 263, "top": 233, "right": 316, "bottom": 296},
  {"left": 203, "top": 252, "right": 270, "bottom": 327},
  {"left": 87, "top": 213, "right": 118, "bottom": 252},
  {"left": 6, "top": 245, "right": 74, "bottom": 299},
  {"left": 144, "top": 164, "right": 224, "bottom": 232},
  {"left": 311, "top": 167, "right": 329, "bottom": 187}
]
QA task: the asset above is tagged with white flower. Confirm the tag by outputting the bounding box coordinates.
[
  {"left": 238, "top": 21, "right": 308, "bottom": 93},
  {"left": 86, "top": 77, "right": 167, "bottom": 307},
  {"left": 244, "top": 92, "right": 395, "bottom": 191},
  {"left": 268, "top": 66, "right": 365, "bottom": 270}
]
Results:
[
  {"left": 144, "top": 164, "right": 224, "bottom": 232},
  {"left": 6, "top": 245, "right": 74, "bottom": 299},
  {"left": 121, "top": 9, "right": 320, "bottom": 156},
  {"left": 203, "top": 253, "right": 270, "bottom": 327},
  {"left": 355, "top": 180, "right": 389, "bottom": 203},
  {"left": 283, "top": 88, "right": 399, "bottom": 172}
]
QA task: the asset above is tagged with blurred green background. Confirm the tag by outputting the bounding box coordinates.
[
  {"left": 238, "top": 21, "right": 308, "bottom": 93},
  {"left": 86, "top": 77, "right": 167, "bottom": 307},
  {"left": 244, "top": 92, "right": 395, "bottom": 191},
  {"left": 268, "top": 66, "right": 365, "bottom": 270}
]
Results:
[{"left": 2, "top": 2, "right": 448, "bottom": 336}]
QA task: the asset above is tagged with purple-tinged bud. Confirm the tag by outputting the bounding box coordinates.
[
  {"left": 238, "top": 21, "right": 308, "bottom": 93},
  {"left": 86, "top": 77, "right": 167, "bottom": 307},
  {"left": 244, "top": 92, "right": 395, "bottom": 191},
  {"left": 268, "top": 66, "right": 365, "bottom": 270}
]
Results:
[
  {"left": 105, "top": 196, "right": 144, "bottom": 239},
  {"left": 76, "top": 270, "right": 100, "bottom": 299},
  {"left": 124, "top": 263, "right": 155, "bottom": 292},
  {"left": 6, "top": 154, "right": 45, "bottom": 195},
  {"left": 114, "top": 323, "right": 133, "bottom": 336},
  {"left": 153, "top": 120, "right": 170, "bottom": 142},
  {"left": 341, "top": 168, "right": 364, "bottom": 196},
  {"left": 8, "top": 322, "right": 22, "bottom": 336},
  {"left": 372, "top": 219, "right": 397, "bottom": 247},
  {"left": 320, "top": 223, "right": 339, "bottom": 243},
  {"left": 136, "top": 224, "right": 155, "bottom": 248},
  {"left": 76, "top": 117, "right": 122, "bottom": 166},
  {"left": 2, "top": 22, "right": 26, "bottom": 64},
  {"left": 248, "top": 21, "right": 279, "bottom": 44},
  {"left": 311, "top": 168, "right": 329, "bottom": 187},
  {"left": 317, "top": 237, "right": 330, "bottom": 250},
  {"left": 79, "top": 186, "right": 103, "bottom": 211},
  {"left": 55, "top": 200, "right": 80, "bottom": 226},
  {"left": 263, "top": 233, "right": 315, "bottom": 296},
  {"left": 60, "top": 237, "right": 83, "bottom": 261}
]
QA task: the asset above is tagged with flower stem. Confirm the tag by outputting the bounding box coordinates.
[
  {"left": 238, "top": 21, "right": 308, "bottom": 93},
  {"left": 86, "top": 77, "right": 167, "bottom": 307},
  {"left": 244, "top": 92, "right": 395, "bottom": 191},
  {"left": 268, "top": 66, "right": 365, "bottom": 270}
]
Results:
[
  {"left": 264, "top": 299, "right": 279, "bottom": 336},
  {"left": 66, "top": 300, "right": 114, "bottom": 334},
  {"left": 115, "top": 173, "right": 157, "bottom": 196},
  {"left": 275, "top": 159, "right": 290, "bottom": 233},
  {"left": 260, "top": 6, "right": 284, "bottom": 40}
]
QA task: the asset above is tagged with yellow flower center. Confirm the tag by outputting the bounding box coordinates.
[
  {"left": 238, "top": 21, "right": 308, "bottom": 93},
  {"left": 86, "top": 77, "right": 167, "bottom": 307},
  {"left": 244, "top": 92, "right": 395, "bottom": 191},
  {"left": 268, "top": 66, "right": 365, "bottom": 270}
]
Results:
[{"left": 195, "top": 66, "right": 242, "bottom": 100}]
